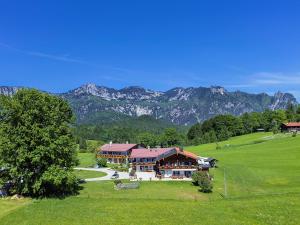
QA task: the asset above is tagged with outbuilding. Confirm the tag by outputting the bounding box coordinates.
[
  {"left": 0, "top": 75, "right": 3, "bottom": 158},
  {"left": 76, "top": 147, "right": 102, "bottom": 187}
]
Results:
[{"left": 281, "top": 122, "right": 300, "bottom": 132}]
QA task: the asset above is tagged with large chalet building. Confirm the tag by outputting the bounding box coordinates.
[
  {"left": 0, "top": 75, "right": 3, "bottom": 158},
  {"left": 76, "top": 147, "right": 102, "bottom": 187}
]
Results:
[
  {"left": 98, "top": 143, "right": 206, "bottom": 178},
  {"left": 130, "top": 147, "right": 198, "bottom": 178},
  {"left": 98, "top": 143, "right": 140, "bottom": 164}
]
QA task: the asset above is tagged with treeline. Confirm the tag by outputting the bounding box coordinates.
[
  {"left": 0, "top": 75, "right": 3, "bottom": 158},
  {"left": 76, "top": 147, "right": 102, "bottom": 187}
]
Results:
[
  {"left": 74, "top": 103, "right": 300, "bottom": 149},
  {"left": 73, "top": 115, "right": 186, "bottom": 151},
  {"left": 187, "top": 104, "right": 300, "bottom": 145}
]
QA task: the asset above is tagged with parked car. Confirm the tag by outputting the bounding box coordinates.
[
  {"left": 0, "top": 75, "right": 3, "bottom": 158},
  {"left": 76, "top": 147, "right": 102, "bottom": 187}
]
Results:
[
  {"left": 78, "top": 179, "right": 86, "bottom": 184},
  {"left": 111, "top": 171, "right": 119, "bottom": 179},
  {"left": 0, "top": 181, "right": 13, "bottom": 197}
]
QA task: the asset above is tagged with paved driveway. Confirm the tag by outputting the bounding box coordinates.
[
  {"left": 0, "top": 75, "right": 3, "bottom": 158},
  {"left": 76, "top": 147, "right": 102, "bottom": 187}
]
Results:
[
  {"left": 74, "top": 167, "right": 129, "bottom": 181},
  {"left": 74, "top": 167, "right": 192, "bottom": 182}
]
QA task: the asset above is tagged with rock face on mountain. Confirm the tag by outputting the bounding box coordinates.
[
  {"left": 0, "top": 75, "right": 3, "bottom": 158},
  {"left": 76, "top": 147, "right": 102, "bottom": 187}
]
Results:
[
  {"left": 0, "top": 86, "right": 21, "bottom": 96},
  {"left": 0, "top": 84, "right": 297, "bottom": 125}
]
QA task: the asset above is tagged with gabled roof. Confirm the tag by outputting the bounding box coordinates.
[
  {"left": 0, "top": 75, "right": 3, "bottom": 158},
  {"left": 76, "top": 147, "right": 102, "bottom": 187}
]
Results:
[
  {"left": 181, "top": 150, "right": 199, "bottom": 160},
  {"left": 130, "top": 148, "right": 174, "bottom": 158},
  {"left": 101, "top": 143, "right": 138, "bottom": 152},
  {"left": 174, "top": 147, "right": 198, "bottom": 160},
  {"left": 283, "top": 122, "right": 300, "bottom": 127},
  {"left": 130, "top": 147, "right": 199, "bottom": 160}
]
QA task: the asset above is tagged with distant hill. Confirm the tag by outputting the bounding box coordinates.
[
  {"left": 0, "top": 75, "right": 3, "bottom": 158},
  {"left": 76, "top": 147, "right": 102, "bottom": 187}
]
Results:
[{"left": 0, "top": 84, "right": 297, "bottom": 126}]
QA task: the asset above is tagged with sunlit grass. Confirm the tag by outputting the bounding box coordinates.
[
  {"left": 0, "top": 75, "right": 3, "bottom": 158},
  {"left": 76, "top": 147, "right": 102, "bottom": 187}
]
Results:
[{"left": 1, "top": 133, "right": 300, "bottom": 224}]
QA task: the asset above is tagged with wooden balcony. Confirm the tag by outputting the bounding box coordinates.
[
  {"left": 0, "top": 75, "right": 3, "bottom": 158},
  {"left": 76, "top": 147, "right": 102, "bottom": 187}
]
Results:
[
  {"left": 131, "top": 162, "right": 155, "bottom": 166},
  {"left": 158, "top": 165, "right": 197, "bottom": 170},
  {"left": 97, "top": 154, "right": 127, "bottom": 159}
]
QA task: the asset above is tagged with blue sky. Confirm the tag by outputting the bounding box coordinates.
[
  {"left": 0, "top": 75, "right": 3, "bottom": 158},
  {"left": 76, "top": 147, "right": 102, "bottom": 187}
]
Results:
[{"left": 0, "top": 0, "right": 300, "bottom": 99}]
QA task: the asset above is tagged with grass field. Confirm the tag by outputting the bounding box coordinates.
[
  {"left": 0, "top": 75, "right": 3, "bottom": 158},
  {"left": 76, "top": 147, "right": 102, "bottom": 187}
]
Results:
[
  {"left": 77, "top": 152, "right": 96, "bottom": 167},
  {"left": 1, "top": 132, "right": 300, "bottom": 225}
]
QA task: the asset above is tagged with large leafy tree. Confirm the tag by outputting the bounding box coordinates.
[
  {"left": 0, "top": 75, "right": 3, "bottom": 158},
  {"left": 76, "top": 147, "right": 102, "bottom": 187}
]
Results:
[
  {"left": 160, "top": 128, "right": 184, "bottom": 147},
  {"left": 138, "top": 132, "right": 159, "bottom": 148},
  {"left": 0, "top": 89, "right": 78, "bottom": 197}
]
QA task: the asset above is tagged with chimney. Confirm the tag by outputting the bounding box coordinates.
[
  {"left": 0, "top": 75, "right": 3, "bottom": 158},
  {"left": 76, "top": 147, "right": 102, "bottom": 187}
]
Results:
[{"left": 109, "top": 141, "right": 112, "bottom": 146}]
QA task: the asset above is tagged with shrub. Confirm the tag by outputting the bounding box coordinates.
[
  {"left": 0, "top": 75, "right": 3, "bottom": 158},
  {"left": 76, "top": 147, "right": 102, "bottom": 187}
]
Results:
[
  {"left": 192, "top": 172, "right": 200, "bottom": 186},
  {"left": 192, "top": 171, "right": 213, "bottom": 193},
  {"left": 292, "top": 131, "right": 297, "bottom": 137},
  {"left": 215, "top": 142, "right": 221, "bottom": 150},
  {"left": 36, "top": 166, "right": 79, "bottom": 197},
  {"left": 129, "top": 169, "right": 136, "bottom": 177},
  {"left": 199, "top": 176, "right": 213, "bottom": 193},
  {"left": 113, "top": 180, "right": 122, "bottom": 186},
  {"left": 96, "top": 158, "right": 107, "bottom": 167}
]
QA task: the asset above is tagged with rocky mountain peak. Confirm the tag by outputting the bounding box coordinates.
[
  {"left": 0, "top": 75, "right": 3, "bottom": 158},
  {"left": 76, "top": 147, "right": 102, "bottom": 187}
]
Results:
[
  {"left": 0, "top": 86, "right": 20, "bottom": 96},
  {"left": 210, "top": 86, "right": 227, "bottom": 95},
  {"left": 0, "top": 84, "right": 298, "bottom": 126},
  {"left": 79, "top": 83, "right": 99, "bottom": 94}
]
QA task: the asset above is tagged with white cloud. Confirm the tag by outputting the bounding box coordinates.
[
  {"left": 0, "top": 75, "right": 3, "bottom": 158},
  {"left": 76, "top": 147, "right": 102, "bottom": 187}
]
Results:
[
  {"left": 0, "top": 42, "right": 91, "bottom": 65},
  {"left": 0, "top": 42, "right": 138, "bottom": 81},
  {"left": 253, "top": 72, "right": 300, "bottom": 85},
  {"left": 226, "top": 72, "right": 300, "bottom": 88}
]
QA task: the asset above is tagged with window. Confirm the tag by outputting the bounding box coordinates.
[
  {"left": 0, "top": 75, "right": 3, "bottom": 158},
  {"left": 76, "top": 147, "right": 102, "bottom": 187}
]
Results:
[
  {"left": 184, "top": 171, "right": 192, "bottom": 177},
  {"left": 173, "top": 171, "right": 180, "bottom": 176}
]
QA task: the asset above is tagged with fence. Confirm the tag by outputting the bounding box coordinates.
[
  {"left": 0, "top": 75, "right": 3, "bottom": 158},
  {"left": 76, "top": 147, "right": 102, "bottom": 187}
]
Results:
[{"left": 115, "top": 182, "right": 140, "bottom": 190}]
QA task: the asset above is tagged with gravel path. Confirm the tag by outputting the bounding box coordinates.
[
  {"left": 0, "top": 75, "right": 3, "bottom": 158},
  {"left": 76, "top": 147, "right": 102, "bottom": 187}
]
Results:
[
  {"left": 74, "top": 167, "right": 192, "bottom": 182},
  {"left": 74, "top": 167, "right": 129, "bottom": 181}
]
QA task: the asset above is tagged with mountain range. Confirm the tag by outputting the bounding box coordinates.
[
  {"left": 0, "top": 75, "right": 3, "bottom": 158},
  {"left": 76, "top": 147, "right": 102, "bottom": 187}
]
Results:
[{"left": 0, "top": 84, "right": 297, "bottom": 126}]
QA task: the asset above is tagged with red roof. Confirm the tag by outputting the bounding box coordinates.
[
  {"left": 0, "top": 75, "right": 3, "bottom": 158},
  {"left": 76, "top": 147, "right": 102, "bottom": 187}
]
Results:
[
  {"left": 101, "top": 143, "right": 138, "bottom": 152},
  {"left": 130, "top": 148, "right": 174, "bottom": 158},
  {"left": 130, "top": 147, "right": 199, "bottom": 160},
  {"left": 174, "top": 147, "right": 198, "bottom": 160},
  {"left": 283, "top": 122, "right": 300, "bottom": 127}
]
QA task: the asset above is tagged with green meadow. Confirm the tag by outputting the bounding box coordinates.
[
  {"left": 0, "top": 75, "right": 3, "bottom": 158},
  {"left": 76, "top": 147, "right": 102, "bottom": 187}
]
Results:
[
  {"left": 77, "top": 152, "right": 96, "bottom": 168},
  {"left": 74, "top": 170, "right": 106, "bottom": 179},
  {"left": 1, "top": 132, "right": 300, "bottom": 225}
]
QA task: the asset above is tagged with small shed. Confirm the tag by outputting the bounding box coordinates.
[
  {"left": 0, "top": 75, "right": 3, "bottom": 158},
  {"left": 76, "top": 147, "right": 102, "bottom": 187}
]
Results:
[{"left": 281, "top": 122, "right": 300, "bottom": 132}]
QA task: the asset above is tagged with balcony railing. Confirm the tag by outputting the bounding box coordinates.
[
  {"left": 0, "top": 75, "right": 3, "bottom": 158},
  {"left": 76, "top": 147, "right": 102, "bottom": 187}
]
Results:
[
  {"left": 97, "top": 154, "right": 127, "bottom": 159},
  {"left": 131, "top": 162, "right": 155, "bottom": 166},
  {"left": 158, "top": 165, "right": 197, "bottom": 169}
]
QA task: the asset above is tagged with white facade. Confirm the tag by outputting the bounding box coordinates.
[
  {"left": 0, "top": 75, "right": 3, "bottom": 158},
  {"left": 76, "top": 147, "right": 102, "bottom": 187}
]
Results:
[
  {"left": 161, "top": 169, "right": 197, "bottom": 178},
  {"left": 135, "top": 165, "right": 154, "bottom": 172}
]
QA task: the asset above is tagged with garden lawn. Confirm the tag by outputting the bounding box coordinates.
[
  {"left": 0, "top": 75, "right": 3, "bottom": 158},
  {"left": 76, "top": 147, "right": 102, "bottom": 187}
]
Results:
[
  {"left": 74, "top": 170, "right": 106, "bottom": 179},
  {"left": 77, "top": 152, "right": 96, "bottom": 167},
  {"left": 1, "top": 133, "right": 300, "bottom": 225}
]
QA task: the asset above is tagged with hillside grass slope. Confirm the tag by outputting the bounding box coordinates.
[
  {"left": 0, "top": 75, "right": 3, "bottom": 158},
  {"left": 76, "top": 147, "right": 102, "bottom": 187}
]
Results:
[{"left": 1, "top": 133, "right": 300, "bottom": 225}]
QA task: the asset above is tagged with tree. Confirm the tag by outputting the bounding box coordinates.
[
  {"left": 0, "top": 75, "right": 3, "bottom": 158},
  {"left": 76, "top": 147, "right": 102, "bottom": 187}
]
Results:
[
  {"left": 160, "top": 128, "right": 183, "bottom": 147},
  {"left": 78, "top": 137, "right": 87, "bottom": 151},
  {"left": 187, "top": 123, "right": 202, "bottom": 140},
  {"left": 96, "top": 158, "right": 107, "bottom": 167},
  {"left": 271, "top": 119, "right": 280, "bottom": 134},
  {"left": 138, "top": 132, "right": 158, "bottom": 147},
  {"left": 0, "top": 89, "right": 79, "bottom": 197},
  {"left": 86, "top": 140, "right": 103, "bottom": 153},
  {"left": 217, "top": 127, "right": 229, "bottom": 141},
  {"left": 296, "top": 106, "right": 300, "bottom": 122}
]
